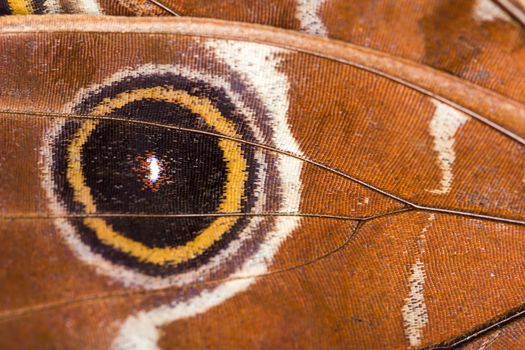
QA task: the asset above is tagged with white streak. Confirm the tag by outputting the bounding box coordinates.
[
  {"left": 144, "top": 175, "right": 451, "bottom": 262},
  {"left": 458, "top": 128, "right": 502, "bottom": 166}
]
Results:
[
  {"left": 473, "top": 0, "right": 511, "bottom": 22},
  {"left": 428, "top": 100, "right": 468, "bottom": 195},
  {"left": 402, "top": 259, "right": 428, "bottom": 348},
  {"left": 296, "top": 0, "right": 328, "bottom": 36},
  {"left": 402, "top": 214, "right": 435, "bottom": 348},
  {"left": 112, "top": 278, "right": 254, "bottom": 350}
]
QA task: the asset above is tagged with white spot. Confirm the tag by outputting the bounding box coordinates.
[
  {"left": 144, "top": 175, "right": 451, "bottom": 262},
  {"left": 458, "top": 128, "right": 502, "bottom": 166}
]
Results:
[
  {"left": 72, "top": 0, "right": 102, "bottom": 14},
  {"left": 147, "top": 156, "right": 160, "bottom": 183},
  {"left": 111, "top": 41, "right": 303, "bottom": 350},
  {"left": 402, "top": 214, "right": 435, "bottom": 348},
  {"left": 428, "top": 100, "right": 469, "bottom": 195},
  {"left": 43, "top": 0, "right": 102, "bottom": 14},
  {"left": 42, "top": 0, "right": 61, "bottom": 13},
  {"left": 473, "top": 0, "right": 511, "bottom": 22},
  {"left": 296, "top": 0, "right": 328, "bottom": 36}
]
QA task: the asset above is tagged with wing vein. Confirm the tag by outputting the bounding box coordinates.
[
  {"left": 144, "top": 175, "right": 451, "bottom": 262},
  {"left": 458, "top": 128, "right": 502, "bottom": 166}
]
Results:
[
  {"left": 2, "top": 109, "right": 523, "bottom": 225},
  {"left": 0, "top": 216, "right": 385, "bottom": 321},
  {"left": 145, "top": 0, "right": 181, "bottom": 16}
]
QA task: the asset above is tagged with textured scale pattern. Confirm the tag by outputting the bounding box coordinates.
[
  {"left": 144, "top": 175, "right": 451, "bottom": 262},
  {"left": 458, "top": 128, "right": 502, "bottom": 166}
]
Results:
[{"left": 0, "top": 2, "right": 524, "bottom": 350}]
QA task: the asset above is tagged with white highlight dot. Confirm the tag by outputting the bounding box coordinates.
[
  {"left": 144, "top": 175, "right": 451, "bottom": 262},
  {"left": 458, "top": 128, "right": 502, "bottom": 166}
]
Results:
[{"left": 147, "top": 156, "right": 161, "bottom": 183}]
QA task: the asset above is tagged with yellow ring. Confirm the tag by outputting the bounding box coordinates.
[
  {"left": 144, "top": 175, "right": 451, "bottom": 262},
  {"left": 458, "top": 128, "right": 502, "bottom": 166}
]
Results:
[
  {"left": 66, "top": 86, "right": 249, "bottom": 265},
  {"left": 7, "top": 0, "right": 33, "bottom": 14}
]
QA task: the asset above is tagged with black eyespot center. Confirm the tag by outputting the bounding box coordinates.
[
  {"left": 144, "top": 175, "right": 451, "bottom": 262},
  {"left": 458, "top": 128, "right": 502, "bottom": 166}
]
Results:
[{"left": 50, "top": 71, "right": 266, "bottom": 277}]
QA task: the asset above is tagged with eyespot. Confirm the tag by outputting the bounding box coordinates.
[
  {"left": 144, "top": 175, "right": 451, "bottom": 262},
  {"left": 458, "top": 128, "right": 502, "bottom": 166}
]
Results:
[
  {"left": 0, "top": 0, "right": 102, "bottom": 14},
  {"left": 41, "top": 63, "right": 303, "bottom": 288}
]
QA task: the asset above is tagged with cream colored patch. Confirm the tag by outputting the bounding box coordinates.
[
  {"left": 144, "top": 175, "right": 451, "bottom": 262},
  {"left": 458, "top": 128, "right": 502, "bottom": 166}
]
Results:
[
  {"left": 428, "top": 100, "right": 469, "bottom": 195},
  {"left": 473, "top": 0, "right": 512, "bottom": 22},
  {"left": 77, "top": 0, "right": 102, "bottom": 14},
  {"left": 112, "top": 41, "right": 303, "bottom": 350},
  {"left": 63, "top": 0, "right": 102, "bottom": 14},
  {"left": 43, "top": 0, "right": 61, "bottom": 13},
  {"left": 296, "top": 0, "right": 328, "bottom": 36},
  {"left": 402, "top": 214, "right": 435, "bottom": 348}
]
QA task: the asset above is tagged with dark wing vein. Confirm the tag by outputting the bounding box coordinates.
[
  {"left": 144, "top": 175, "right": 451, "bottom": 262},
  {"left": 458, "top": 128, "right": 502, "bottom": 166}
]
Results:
[{"left": 1, "top": 109, "right": 523, "bottom": 225}]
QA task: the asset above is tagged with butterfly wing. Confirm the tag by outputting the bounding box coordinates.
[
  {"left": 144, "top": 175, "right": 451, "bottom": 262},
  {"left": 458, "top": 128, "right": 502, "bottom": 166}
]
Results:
[{"left": 0, "top": 13, "right": 523, "bottom": 350}]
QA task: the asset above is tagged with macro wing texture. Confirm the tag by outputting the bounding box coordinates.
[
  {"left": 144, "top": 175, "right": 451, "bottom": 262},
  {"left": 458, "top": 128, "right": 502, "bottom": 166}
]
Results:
[{"left": 0, "top": 11, "right": 523, "bottom": 350}]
